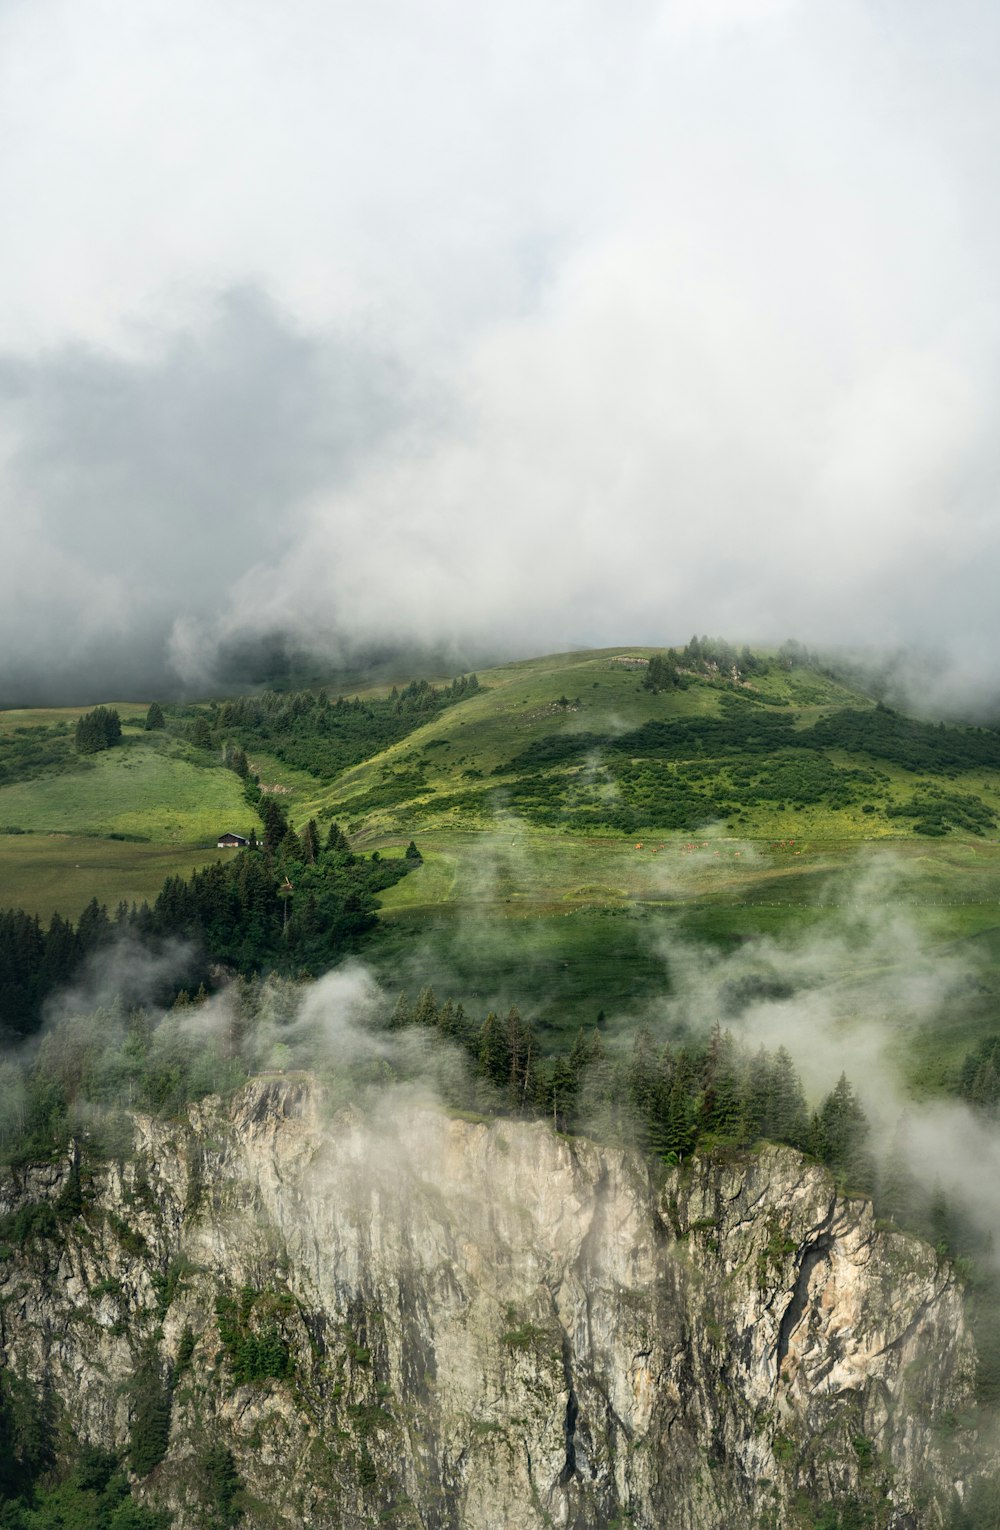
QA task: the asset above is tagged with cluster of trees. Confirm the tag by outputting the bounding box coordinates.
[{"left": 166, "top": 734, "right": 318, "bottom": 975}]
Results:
[
  {"left": 807, "top": 706, "right": 1000, "bottom": 774},
  {"left": 0, "top": 1353, "right": 247, "bottom": 1526},
  {"left": 0, "top": 723, "right": 79, "bottom": 789},
  {"left": 74, "top": 706, "right": 122, "bottom": 755},
  {"left": 205, "top": 673, "right": 479, "bottom": 782},
  {"left": 960, "top": 1036, "right": 1000, "bottom": 1112},
  {"left": 385, "top": 992, "right": 876, "bottom": 1189},
  {"left": 0, "top": 973, "right": 878, "bottom": 1210},
  {"left": 506, "top": 695, "right": 1000, "bottom": 782},
  {"left": 644, "top": 639, "right": 769, "bottom": 693},
  {"left": 0, "top": 900, "right": 122, "bottom": 1041},
  {"left": 681, "top": 635, "right": 769, "bottom": 675},
  {"left": 499, "top": 708, "right": 800, "bottom": 778},
  {"left": 0, "top": 810, "right": 418, "bottom": 1040},
  {"left": 886, "top": 790, "right": 997, "bottom": 837},
  {"left": 485, "top": 692, "right": 1000, "bottom": 834},
  {"left": 215, "top": 1288, "right": 292, "bottom": 1386},
  {"left": 485, "top": 760, "right": 716, "bottom": 834},
  {"left": 385, "top": 997, "right": 1000, "bottom": 1271},
  {"left": 142, "top": 808, "right": 411, "bottom": 976},
  {"left": 722, "top": 755, "right": 879, "bottom": 811},
  {"left": 0, "top": 1375, "right": 168, "bottom": 1528},
  {"left": 643, "top": 652, "right": 686, "bottom": 693}
]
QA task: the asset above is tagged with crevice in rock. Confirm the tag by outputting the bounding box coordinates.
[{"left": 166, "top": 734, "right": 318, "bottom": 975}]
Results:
[
  {"left": 776, "top": 1218, "right": 836, "bottom": 1377},
  {"left": 560, "top": 1332, "right": 579, "bottom": 1485}
]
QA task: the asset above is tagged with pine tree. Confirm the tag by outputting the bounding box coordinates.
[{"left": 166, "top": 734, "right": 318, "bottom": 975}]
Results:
[
  {"left": 127, "top": 1361, "right": 172, "bottom": 1477},
  {"left": 769, "top": 1048, "right": 809, "bottom": 1149},
  {"left": 325, "top": 821, "right": 351, "bottom": 857},
  {"left": 388, "top": 993, "right": 411, "bottom": 1030},
  {"left": 76, "top": 897, "right": 112, "bottom": 952},
  {"left": 413, "top": 987, "right": 439, "bottom": 1027},
  {"left": 259, "top": 798, "right": 288, "bottom": 856},
  {"left": 144, "top": 701, "right": 165, "bottom": 731},
  {"left": 300, "top": 819, "right": 320, "bottom": 864},
  {"left": 626, "top": 1028, "right": 662, "bottom": 1148},
  {"left": 550, "top": 1055, "right": 577, "bottom": 1130},
  {"left": 880, "top": 1118, "right": 918, "bottom": 1228},
  {"left": 811, "top": 1073, "right": 873, "bottom": 1191},
  {"left": 478, "top": 1012, "right": 509, "bottom": 1090},
  {"left": 505, "top": 1005, "right": 533, "bottom": 1107}
]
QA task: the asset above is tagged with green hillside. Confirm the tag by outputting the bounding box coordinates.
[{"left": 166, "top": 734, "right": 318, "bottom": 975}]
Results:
[
  {"left": 304, "top": 647, "right": 1000, "bottom": 842},
  {"left": 0, "top": 722, "right": 248, "bottom": 917},
  {"left": 3, "top": 645, "right": 1000, "bottom": 1077}
]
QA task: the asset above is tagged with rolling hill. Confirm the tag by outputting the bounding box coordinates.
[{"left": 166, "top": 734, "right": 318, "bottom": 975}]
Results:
[{"left": 3, "top": 644, "right": 1000, "bottom": 1074}]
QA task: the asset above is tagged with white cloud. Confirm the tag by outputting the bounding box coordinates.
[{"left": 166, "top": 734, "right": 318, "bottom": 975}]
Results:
[{"left": 0, "top": 0, "right": 998, "bottom": 698}]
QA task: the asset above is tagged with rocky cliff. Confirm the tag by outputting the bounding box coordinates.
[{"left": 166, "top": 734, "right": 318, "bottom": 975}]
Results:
[{"left": 0, "top": 1076, "right": 982, "bottom": 1528}]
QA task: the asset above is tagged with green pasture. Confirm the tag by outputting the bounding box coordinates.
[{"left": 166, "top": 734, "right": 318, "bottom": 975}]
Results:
[
  {"left": 2, "top": 649, "right": 1000, "bottom": 1087},
  {"left": 366, "top": 827, "right": 1000, "bottom": 1051},
  {"left": 311, "top": 648, "right": 749, "bottom": 827},
  {"left": 0, "top": 735, "right": 248, "bottom": 845},
  {"left": 0, "top": 704, "right": 149, "bottom": 735},
  {"left": 303, "top": 647, "right": 978, "bottom": 845},
  {"left": 0, "top": 835, "right": 230, "bottom": 922}
]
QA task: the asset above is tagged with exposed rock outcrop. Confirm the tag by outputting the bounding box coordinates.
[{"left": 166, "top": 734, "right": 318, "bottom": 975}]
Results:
[{"left": 0, "top": 1077, "right": 981, "bottom": 1527}]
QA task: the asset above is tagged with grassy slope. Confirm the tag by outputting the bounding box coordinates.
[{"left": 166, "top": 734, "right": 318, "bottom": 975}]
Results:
[
  {"left": 0, "top": 704, "right": 150, "bottom": 734},
  {"left": 3, "top": 650, "right": 1000, "bottom": 1081},
  {"left": 0, "top": 726, "right": 248, "bottom": 916},
  {"left": 239, "top": 649, "right": 998, "bottom": 1070},
  {"left": 0, "top": 745, "right": 248, "bottom": 840},
  {"left": 295, "top": 648, "right": 877, "bottom": 835},
  {"left": 0, "top": 836, "right": 232, "bottom": 923}
]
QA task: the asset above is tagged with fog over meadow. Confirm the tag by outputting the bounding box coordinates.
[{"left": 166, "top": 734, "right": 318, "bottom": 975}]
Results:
[
  {"left": 1, "top": 0, "right": 999, "bottom": 705},
  {"left": 7, "top": 846, "right": 1000, "bottom": 1263}
]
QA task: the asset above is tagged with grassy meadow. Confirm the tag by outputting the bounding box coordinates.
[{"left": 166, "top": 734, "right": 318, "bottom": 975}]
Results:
[
  {"left": 0, "top": 835, "right": 232, "bottom": 923},
  {"left": 3, "top": 647, "right": 1000, "bottom": 1078},
  {"left": 0, "top": 726, "right": 248, "bottom": 915},
  {"left": 0, "top": 741, "right": 250, "bottom": 842}
]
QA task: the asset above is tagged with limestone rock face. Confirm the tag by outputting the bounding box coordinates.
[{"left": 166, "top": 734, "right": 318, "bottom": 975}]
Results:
[{"left": 0, "top": 1077, "right": 979, "bottom": 1527}]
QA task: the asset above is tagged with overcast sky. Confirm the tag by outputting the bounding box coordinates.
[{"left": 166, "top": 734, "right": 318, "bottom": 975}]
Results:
[{"left": 1, "top": 0, "right": 998, "bottom": 702}]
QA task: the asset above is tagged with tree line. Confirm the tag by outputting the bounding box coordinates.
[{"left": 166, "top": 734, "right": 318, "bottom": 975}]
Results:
[
  {"left": 387, "top": 992, "right": 876, "bottom": 1189},
  {"left": 643, "top": 638, "right": 770, "bottom": 694},
  {"left": 206, "top": 673, "right": 479, "bottom": 782},
  {"left": 0, "top": 805, "right": 419, "bottom": 1041}
]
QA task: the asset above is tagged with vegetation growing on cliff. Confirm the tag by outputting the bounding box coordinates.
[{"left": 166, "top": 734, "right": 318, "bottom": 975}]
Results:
[{"left": 0, "top": 1370, "right": 169, "bottom": 1528}]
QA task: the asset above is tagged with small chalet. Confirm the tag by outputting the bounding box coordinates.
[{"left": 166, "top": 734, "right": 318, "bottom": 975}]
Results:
[{"left": 217, "top": 831, "right": 251, "bottom": 849}]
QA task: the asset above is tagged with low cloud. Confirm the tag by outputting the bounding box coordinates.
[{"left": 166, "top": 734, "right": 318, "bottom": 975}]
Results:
[
  {"left": 0, "top": 3, "right": 998, "bottom": 703},
  {"left": 0, "top": 290, "right": 410, "bottom": 701},
  {"left": 647, "top": 850, "right": 1000, "bottom": 1251}
]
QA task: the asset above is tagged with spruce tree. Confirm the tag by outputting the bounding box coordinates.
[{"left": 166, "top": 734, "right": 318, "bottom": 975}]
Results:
[
  {"left": 300, "top": 819, "right": 320, "bottom": 865},
  {"left": 388, "top": 993, "right": 411, "bottom": 1030},
  {"left": 811, "top": 1073, "right": 873, "bottom": 1191},
  {"left": 479, "top": 1012, "right": 509, "bottom": 1090},
  {"left": 325, "top": 821, "right": 351, "bottom": 857},
  {"left": 769, "top": 1048, "right": 809, "bottom": 1149},
  {"left": 413, "top": 987, "right": 440, "bottom": 1027}
]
